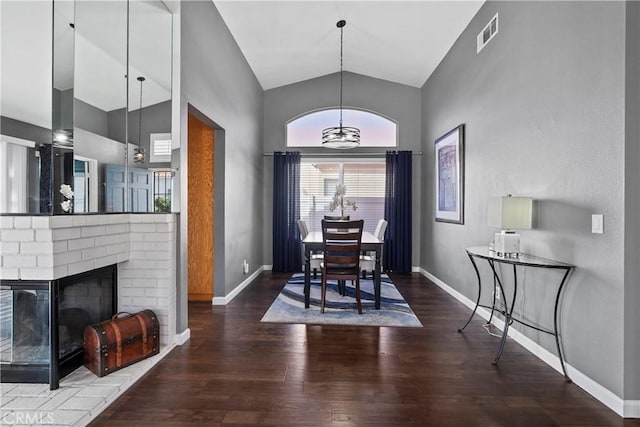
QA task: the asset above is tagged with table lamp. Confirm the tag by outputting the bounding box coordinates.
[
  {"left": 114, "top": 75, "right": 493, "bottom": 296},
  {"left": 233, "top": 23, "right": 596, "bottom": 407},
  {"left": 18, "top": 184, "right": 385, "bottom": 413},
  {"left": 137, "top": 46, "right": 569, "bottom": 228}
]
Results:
[{"left": 487, "top": 195, "right": 533, "bottom": 257}]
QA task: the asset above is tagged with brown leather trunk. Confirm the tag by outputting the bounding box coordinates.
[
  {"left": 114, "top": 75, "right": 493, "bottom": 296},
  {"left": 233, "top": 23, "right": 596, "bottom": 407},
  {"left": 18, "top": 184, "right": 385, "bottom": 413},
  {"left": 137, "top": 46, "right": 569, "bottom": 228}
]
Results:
[{"left": 83, "top": 310, "right": 160, "bottom": 377}]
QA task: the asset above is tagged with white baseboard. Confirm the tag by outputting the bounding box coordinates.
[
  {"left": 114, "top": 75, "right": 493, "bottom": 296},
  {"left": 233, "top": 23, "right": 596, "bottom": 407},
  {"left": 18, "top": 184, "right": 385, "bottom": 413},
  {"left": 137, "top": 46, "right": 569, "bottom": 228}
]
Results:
[
  {"left": 175, "top": 328, "right": 191, "bottom": 345},
  {"left": 212, "top": 266, "right": 264, "bottom": 305},
  {"left": 418, "top": 267, "right": 637, "bottom": 418},
  {"left": 625, "top": 401, "right": 640, "bottom": 418},
  {"left": 263, "top": 265, "right": 273, "bottom": 271}
]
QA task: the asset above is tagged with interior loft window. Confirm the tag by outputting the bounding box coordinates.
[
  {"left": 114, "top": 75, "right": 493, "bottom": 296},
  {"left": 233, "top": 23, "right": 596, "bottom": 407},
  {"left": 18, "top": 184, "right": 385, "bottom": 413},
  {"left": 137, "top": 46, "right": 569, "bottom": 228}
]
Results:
[
  {"left": 152, "top": 169, "right": 173, "bottom": 212},
  {"left": 287, "top": 109, "right": 397, "bottom": 147},
  {"left": 149, "top": 133, "right": 172, "bottom": 163},
  {"left": 300, "top": 160, "right": 386, "bottom": 234}
]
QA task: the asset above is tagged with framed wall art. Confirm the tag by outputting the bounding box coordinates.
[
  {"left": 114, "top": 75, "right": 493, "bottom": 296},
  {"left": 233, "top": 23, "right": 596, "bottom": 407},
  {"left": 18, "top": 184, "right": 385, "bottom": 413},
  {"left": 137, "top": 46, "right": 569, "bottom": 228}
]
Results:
[{"left": 435, "top": 124, "right": 464, "bottom": 224}]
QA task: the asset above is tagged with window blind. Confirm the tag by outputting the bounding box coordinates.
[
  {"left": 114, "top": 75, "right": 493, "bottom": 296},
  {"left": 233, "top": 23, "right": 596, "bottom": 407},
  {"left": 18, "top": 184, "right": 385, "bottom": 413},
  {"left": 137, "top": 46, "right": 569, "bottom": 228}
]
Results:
[
  {"left": 300, "top": 160, "right": 385, "bottom": 234},
  {"left": 150, "top": 133, "right": 172, "bottom": 163}
]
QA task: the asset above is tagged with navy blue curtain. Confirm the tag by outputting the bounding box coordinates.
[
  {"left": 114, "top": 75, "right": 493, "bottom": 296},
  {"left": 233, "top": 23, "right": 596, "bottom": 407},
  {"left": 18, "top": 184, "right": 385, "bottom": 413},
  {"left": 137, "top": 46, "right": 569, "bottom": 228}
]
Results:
[
  {"left": 272, "top": 151, "right": 301, "bottom": 272},
  {"left": 384, "top": 151, "right": 412, "bottom": 272},
  {"left": 39, "top": 144, "right": 53, "bottom": 214}
]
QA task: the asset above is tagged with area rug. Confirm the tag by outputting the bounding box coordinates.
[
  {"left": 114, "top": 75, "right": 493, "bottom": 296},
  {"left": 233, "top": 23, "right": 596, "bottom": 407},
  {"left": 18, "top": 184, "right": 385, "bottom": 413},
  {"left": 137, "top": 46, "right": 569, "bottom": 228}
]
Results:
[{"left": 261, "top": 273, "right": 422, "bottom": 327}]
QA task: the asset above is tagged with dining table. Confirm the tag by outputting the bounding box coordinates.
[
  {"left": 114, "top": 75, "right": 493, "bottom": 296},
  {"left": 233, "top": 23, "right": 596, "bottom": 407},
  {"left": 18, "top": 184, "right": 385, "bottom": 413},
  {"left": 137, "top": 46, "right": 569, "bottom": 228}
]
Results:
[{"left": 302, "top": 231, "right": 384, "bottom": 310}]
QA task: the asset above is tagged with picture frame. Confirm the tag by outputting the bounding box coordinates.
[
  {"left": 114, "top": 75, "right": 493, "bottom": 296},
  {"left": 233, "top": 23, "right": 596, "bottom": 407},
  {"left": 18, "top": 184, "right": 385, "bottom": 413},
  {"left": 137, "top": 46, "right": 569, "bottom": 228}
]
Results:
[{"left": 435, "top": 124, "right": 464, "bottom": 224}]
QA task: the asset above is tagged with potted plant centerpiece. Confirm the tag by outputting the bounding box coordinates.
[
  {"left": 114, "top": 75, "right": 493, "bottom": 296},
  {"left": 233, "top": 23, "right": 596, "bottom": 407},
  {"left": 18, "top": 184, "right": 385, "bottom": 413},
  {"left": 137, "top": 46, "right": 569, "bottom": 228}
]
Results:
[{"left": 329, "top": 184, "right": 358, "bottom": 219}]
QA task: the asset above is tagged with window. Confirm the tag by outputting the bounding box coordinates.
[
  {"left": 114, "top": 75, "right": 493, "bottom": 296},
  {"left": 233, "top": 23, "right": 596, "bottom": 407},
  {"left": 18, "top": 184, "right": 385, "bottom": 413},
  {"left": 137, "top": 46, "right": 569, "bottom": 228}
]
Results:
[
  {"left": 287, "top": 109, "right": 397, "bottom": 148},
  {"left": 300, "top": 160, "right": 385, "bottom": 233},
  {"left": 149, "top": 133, "right": 172, "bottom": 163},
  {"left": 0, "top": 136, "right": 31, "bottom": 213},
  {"left": 323, "top": 178, "right": 339, "bottom": 196},
  {"left": 74, "top": 159, "right": 88, "bottom": 213},
  {"left": 152, "top": 170, "right": 173, "bottom": 212}
]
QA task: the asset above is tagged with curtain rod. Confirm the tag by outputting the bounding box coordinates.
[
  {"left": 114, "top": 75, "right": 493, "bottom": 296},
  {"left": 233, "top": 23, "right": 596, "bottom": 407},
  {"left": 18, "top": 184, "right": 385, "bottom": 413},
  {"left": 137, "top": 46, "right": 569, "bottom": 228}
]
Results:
[{"left": 263, "top": 151, "right": 422, "bottom": 157}]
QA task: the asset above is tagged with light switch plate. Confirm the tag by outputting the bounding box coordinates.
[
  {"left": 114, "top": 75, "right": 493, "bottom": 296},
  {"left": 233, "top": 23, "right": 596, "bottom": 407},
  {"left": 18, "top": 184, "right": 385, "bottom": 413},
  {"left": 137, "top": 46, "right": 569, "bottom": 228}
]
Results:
[{"left": 592, "top": 214, "right": 604, "bottom": 234}]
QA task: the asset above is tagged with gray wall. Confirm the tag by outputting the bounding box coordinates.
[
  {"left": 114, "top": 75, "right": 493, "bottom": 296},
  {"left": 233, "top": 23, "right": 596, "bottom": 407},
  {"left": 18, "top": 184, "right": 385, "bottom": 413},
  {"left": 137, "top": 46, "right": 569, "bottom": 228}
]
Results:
[
  {"left": 263, "top": 72, "right": 422, "bottom": 266},
  {"left": 1, "top": 116, "right": 51, "bottom": 145},
  {"left": 53, "top": 88, "right": 74, "bottom": 131},
  {"left": 108, "top": 101, "right": 171, "bottom": 151},
  {"left": 75, "top": 98, "right": 172, "bottom": 169},
  {"left": 179, "top": 1, "right": 264, "bottom": 330},
  {"left": 624, "top": 1, "right": 640, "bottom": 400},
  {"left": 76, "top": 98, "right": 109, "bottom": 138},
  {"left": 421, "top": 1, "right": 628, "bottom": 397},
  {"left": 125, "top": 101, "right": 172, "bottom": 168}
]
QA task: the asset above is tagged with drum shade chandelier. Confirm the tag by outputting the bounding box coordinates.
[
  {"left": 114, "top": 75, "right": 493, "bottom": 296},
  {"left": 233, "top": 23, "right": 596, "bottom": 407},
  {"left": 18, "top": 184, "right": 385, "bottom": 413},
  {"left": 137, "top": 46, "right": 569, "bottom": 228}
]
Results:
[{"left": 322, "top": 20, "right": 360, "bottom": 149}]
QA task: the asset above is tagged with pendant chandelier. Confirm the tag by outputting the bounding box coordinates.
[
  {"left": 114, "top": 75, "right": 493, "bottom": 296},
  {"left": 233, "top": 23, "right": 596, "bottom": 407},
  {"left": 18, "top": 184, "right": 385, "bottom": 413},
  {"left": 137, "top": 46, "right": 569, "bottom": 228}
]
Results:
[
  {"left": 322, "top": 20, "right": 360, "bottom": 149},
  {"left": 133, "top": 76, "right": 146, "bottom": 164}
]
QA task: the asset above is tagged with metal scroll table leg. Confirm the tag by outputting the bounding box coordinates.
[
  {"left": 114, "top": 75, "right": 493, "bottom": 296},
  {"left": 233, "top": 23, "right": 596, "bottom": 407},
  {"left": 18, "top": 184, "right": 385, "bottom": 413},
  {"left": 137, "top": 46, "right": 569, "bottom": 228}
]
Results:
[
  {"left": 304, "top": 244, "right": 311, "bottom": 308},
  {"left": 487, "top": 266, "right": 499, "bottom": 325},
  {"left": 554, "top": 268, "right": 572, "bottom": 382},
  {"left": 491, "top": 263, "right": 517, "bottom": 365},
  {"left": 374, "top": 245, "right": 381, "bottom": 309},
  {"left": 458, "top": 253, "right": 482, "bottom": 332}
]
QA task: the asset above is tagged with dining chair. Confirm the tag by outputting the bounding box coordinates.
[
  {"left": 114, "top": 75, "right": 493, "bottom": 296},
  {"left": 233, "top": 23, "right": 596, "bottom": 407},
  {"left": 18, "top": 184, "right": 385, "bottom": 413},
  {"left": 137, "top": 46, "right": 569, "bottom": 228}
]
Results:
[
  {"left": 297, "top": 219, "right": 322, "bottom": 278},
  {"left": 360, "top": 219, "right": 388, "bottom": 280},
  {"left": 320, "top": 219, "right": 364, "bottom": 314},
  {"left": 324, "top": 215, "right": 349, "bottom": 220}
]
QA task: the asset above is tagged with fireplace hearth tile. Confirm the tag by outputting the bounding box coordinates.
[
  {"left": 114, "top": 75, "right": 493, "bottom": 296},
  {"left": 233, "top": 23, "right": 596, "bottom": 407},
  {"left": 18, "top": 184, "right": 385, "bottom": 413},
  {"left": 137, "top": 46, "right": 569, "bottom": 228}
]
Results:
[
  {"left": 49, "top": 409, "right": 89, "bottom": 426},
  {"left": 0, "top": 395, "right": 15, "bottom": 405},
  {"left": 58, "top": 368, "right": 97, "bottom": 386},
  {"left": 0, "top": 384, "right": 18, "bottom": 394},
  {"left": 57, "top": 396, "right": 105, "bottom": 412},
  {"left": 74, "top": 385, "right": 119, "bottom": 399},
  {"left": 38, "top": 388, "right": 80, "bottom": 411},
  {"left": 2, "top": 396, "right": 49, "bottom": 410},
  {"left": 4, "top": 384, "right": 49, "bottom": 396},
  {"left": 1, "top": 346, "right": 172, "bottom": 426}
]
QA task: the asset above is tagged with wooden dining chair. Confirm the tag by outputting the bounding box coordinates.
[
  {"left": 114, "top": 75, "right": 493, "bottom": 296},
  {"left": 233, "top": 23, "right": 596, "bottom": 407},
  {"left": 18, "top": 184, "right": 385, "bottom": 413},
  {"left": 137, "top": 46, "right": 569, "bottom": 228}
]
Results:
[
  {"left": 320, "top": 219, "right": 364, "bottom": 314},
  {"left": 324, "top": 215, "right": 349, "bottom": 220},
  {"left": 361, "top": 219, "right": 388, "bottom": 279}
]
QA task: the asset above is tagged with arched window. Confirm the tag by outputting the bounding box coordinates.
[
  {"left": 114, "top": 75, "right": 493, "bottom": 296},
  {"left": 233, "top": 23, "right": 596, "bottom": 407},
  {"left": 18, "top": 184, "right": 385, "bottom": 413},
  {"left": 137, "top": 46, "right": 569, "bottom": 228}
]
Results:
[{"left": 286, "top": 108, "right": 397, "bottom": 148}]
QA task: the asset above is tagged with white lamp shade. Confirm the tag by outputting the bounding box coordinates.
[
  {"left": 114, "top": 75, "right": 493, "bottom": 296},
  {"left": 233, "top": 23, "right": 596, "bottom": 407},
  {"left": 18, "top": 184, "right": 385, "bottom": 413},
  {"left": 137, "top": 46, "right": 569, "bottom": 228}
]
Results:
[{"left": 488, "top": 196, "right": 533, "bottom": 230}]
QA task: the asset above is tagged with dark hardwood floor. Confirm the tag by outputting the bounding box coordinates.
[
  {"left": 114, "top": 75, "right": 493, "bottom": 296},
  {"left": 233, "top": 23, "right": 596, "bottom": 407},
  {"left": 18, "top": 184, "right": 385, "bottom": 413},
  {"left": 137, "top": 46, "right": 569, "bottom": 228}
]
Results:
[{"left": 91, "top": 272, "right": 638, "bottom": 426}]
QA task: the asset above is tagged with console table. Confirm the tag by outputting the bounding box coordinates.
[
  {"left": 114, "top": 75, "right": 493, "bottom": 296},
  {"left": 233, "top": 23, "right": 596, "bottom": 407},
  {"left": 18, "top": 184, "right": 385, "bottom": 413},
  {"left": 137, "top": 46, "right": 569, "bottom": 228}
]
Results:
[{"left": 458, "top": 246, "right": 575, "bottom": 381}]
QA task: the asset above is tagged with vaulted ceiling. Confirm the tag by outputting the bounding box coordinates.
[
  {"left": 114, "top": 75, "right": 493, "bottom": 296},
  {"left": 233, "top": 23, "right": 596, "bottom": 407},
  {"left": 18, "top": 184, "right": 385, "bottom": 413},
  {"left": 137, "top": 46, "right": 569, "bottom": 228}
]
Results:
[{"left": 214, "top": 1, "right": 484, "bottom": 90}]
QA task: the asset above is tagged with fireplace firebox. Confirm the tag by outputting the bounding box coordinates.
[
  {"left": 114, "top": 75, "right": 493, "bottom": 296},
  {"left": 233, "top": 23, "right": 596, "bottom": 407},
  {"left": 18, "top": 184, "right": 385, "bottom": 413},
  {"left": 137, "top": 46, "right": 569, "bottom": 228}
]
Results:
[{"left": 0, "top": 265, "right": 116, "bottom": 389}]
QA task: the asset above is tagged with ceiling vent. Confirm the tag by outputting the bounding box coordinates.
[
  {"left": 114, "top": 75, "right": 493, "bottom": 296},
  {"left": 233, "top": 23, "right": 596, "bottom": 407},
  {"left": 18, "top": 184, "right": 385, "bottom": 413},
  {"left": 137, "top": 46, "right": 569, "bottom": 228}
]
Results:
[{"left": 477, "top": 13, "right": 498, "bottom": 53}]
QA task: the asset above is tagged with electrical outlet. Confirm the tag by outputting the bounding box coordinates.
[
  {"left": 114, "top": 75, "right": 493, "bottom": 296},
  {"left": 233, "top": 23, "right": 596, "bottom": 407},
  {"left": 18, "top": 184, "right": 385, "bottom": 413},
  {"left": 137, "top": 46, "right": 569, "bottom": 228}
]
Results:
[
  {"left": 242, "top": 259, "right": 249, "bottom": 274},
  {"left": 494, "top": 285, "right": 501, "bottom": 301},
  {"left": 592, "top": 214, "right": 604, "bottom": 234}
]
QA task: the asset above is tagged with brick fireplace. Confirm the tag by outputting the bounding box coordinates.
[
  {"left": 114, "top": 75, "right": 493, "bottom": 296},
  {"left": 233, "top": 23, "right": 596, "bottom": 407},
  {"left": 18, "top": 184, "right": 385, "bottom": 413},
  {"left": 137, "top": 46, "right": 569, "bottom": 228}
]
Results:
[
  {"left": 0, "top": 265, "right": 117, "bottom": 387},
  {"left": 0, "top": 214, "right": 177, "bottom": 389}
]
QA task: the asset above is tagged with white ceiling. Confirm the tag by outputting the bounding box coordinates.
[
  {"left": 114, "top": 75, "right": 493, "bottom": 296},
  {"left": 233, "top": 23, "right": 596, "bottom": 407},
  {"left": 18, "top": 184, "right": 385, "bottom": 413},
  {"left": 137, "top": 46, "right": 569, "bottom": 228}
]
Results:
[
  {"left": 1, "top": 1, "right": 483, "bottom": 130},
  {"left": 1, "top": 0, "right": 172, "bottom": 131},
  {"left": 1, "top": 1, "right": 52, "bottom": 129},
  {"left": 72, "top": 0, "right": 173, "bottom": 112},
  {"left": 214, "top": 0, "right": 484, "bottom": 90}
]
